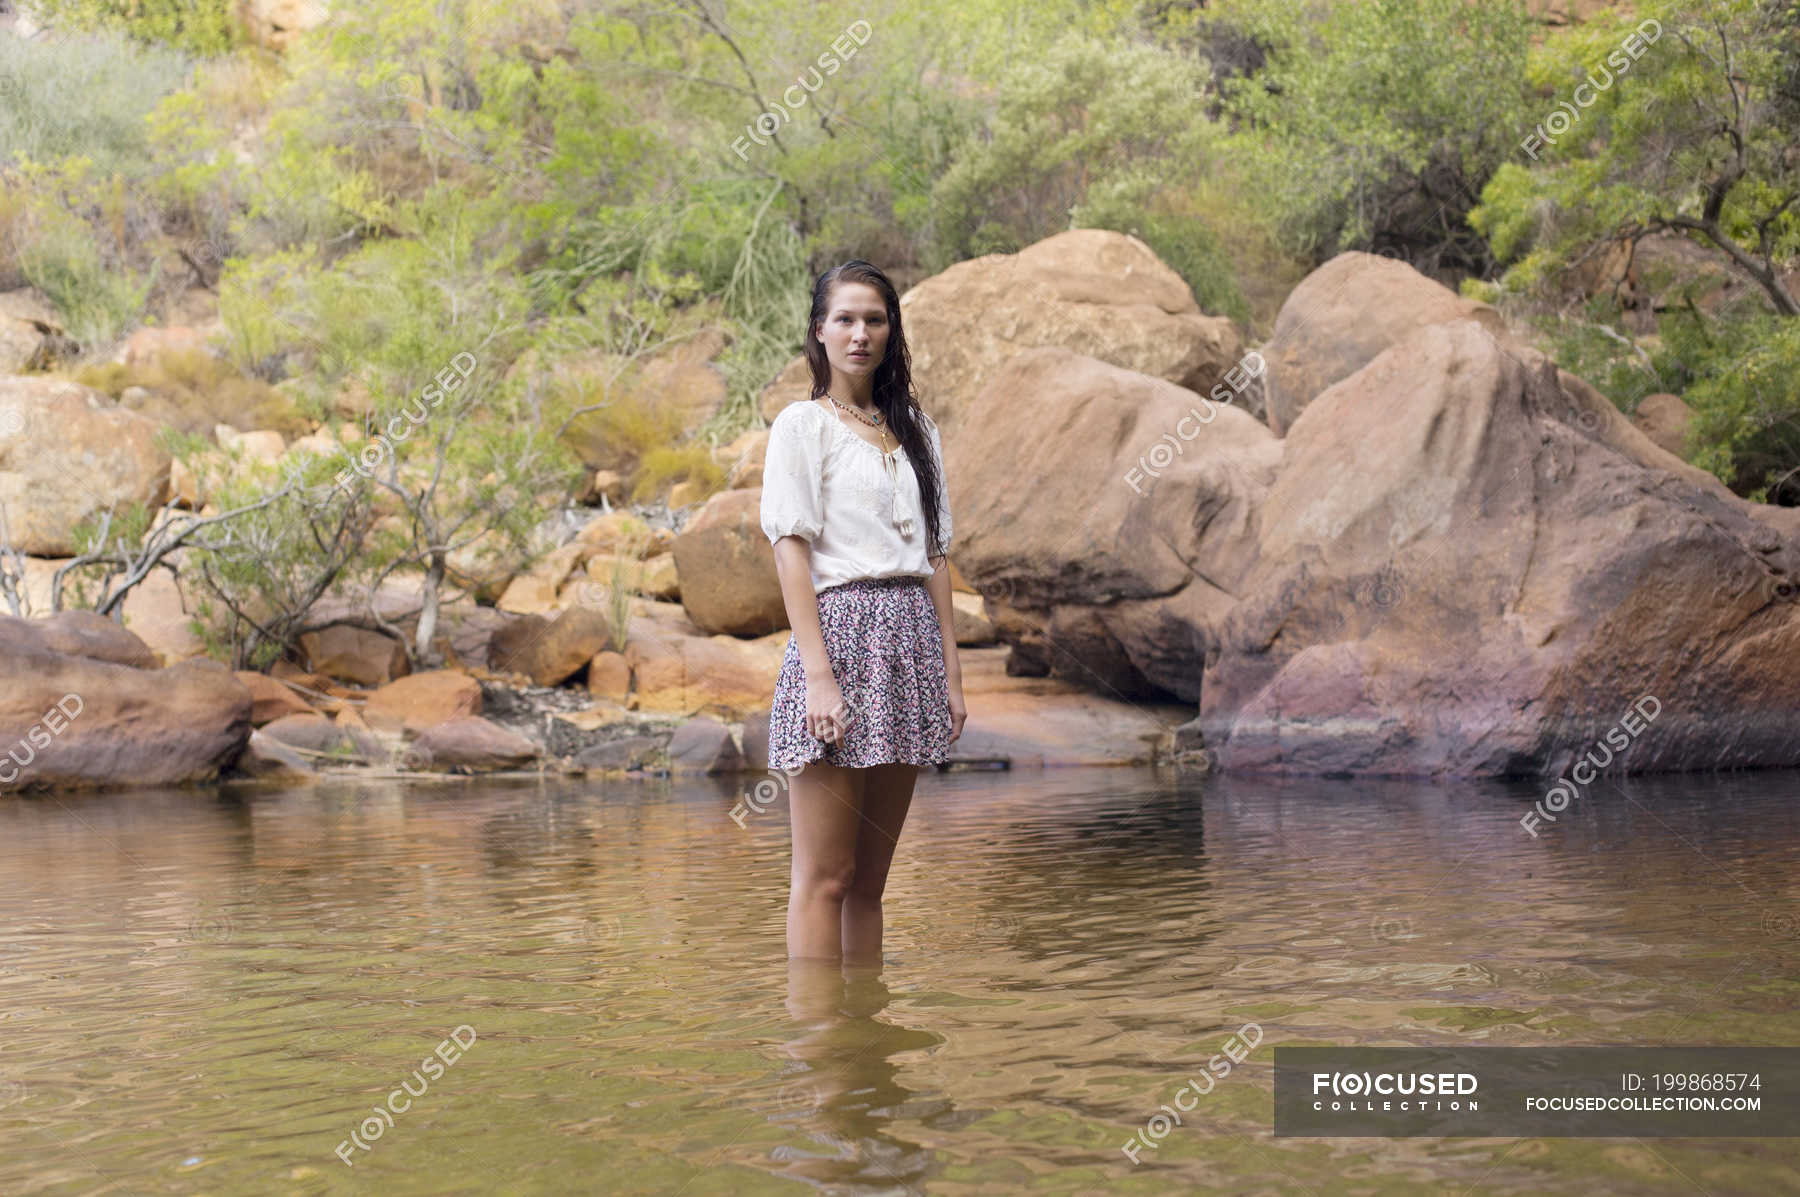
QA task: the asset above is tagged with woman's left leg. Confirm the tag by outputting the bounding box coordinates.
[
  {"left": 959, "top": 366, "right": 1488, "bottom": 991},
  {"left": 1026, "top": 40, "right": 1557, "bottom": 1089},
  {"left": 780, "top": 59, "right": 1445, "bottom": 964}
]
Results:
[{"left": 841, "top": 762, "right": 919, "bottom": 962}]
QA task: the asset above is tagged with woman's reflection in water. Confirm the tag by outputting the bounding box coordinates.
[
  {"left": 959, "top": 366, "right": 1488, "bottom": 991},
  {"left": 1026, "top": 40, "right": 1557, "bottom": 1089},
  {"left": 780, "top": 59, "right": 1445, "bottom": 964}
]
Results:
[{"left": 770, "top": 957, "right": 948, "bottom": 1187}]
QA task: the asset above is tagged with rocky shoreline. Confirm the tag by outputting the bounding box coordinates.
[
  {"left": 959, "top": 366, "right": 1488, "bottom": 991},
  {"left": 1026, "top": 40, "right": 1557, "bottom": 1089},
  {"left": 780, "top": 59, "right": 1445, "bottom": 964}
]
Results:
[{"left": 3, "top": 230, "right": 1796, "bottom": 791}]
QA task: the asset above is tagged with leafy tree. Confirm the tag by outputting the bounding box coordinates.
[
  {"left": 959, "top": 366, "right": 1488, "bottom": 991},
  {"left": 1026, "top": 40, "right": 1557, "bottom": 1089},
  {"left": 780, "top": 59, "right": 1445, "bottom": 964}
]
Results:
[
  {"left": 1207, "top": 0, "right": 1535, "bottom": 277},
  {"left": 926, "top": 30, "right": 1248, "bottom": 319},
  {"left": 1473, "top": 0, "right": 1800, "bottom": 316},
  {"left": 1470, "top": 0, "right": 1800, "bottom": 502},
  {"left": 26, "top": 0, "right": 238, "bottom": 56},
  {"left": 181, "top": 454, "right": 375, "bottom": 670}
]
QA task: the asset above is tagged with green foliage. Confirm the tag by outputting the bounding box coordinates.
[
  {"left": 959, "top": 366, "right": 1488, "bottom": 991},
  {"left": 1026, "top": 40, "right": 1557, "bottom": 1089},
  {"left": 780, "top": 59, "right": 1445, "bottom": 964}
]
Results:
[
  {"left": 3, "top": 158, "right": 156, "bottom": 348},
  {"left": 1472, "top": 0, "right": 1800, "bottom": 313},
  {"left": 1073, "top": 180, "right": 1251, "bottom": 324},
  {"left": 1663, "top": 305, "right": 1800, "bottom": 503},
  {"left": 73, "top": 348, "right": 308, "bottom": 437},
  {"left": 0, "top": 24, "right": 194, "bottom": 175},
  {"left": 29, "top": 0, "right": 239, "bottom": 56},
  {"left": 1519, "top": 298, "right": 1671, "bottom": 413},
  {"left": 929, "top": 31, "right": 1217, "bottom": 267},
  {"left": 1496, "top": 289, "right": 1800, "bottom": 503},
  {"left": 631, "top": 443, "right": 725, "bottom": 505},
  {"left": 182, "top": 451, "right": 374, "bottom": 669},
  {"left": 529, "top": 176, "right": 810, "bottom": 446},
  {"left": 54, "top": 498, "right": 158, "bottom": 611},
  {"left": 1469, "top": 0, "right": 1800, "bottom": 502},
  {"left": 1211, "top": 0, "right": 1534, "bottom": 273}
]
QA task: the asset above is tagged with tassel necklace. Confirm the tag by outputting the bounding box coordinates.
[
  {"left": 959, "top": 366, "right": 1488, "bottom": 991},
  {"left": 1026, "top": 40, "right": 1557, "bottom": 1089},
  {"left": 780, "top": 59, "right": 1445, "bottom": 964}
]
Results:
[{"left": 825, "top": 392, "right": 916, "bottom": 537}]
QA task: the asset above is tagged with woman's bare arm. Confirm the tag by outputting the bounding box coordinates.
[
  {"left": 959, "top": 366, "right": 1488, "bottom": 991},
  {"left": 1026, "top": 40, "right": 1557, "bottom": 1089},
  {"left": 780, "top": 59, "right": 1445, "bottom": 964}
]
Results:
[
  {"left": 922, "top": 551, "right": 966, "bottom": 741},
  {"left": 771, "top": 536, "right": 830, "bottom": 681}
]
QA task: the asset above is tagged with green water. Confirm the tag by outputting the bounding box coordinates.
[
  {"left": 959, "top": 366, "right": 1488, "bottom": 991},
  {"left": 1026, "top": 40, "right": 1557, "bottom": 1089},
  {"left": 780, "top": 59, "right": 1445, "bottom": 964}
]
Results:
[{"left": 0, "top": 767, "right": 1795, "bottom": 1194}]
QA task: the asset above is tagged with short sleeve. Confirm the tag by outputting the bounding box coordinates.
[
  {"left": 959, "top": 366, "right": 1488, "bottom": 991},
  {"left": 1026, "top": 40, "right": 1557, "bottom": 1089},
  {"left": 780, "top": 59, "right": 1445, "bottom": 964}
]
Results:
[
  {"left": 760, "top": 403, "right": 827, "bottom": 545},
  {"left": 924, "top": 413, "right": 952, "bottom": 556}
]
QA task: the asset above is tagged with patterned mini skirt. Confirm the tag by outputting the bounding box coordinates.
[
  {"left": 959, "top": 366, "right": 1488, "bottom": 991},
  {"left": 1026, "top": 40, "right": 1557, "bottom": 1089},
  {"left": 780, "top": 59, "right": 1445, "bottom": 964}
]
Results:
[{"left": 766, "top": 574, "right": 952, "bottom": 771}]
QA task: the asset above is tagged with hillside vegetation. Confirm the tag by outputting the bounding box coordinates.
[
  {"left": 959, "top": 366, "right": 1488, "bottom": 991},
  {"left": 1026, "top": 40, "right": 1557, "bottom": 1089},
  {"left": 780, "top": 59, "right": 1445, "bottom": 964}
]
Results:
[{"left": 0, "top": 0, "right": 1795, "bottom": 666}]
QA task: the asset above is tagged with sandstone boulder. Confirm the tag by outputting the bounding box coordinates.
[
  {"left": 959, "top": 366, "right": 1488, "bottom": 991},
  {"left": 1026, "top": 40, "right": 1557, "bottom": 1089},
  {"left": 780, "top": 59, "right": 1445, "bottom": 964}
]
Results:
[
  {"left": 119, "top": 565, "right": 210, "bottom": 665},
  {"left": 495, "top": 573, "right": 561, "bottom": 616},
  {"left": 576, "top": 552, "right": 681, "bottom": 603},
  {"left": 574, "top": 510, "right": 665, "bottom": 556},
  {"left": 29, "top": 611, "right": 159, "bottom": 668},
  {"left": 299, "top": 624, "right": 409, "bottom": 686},
  {"left": 950, "top": 591, "right": 996, "bottom": 645},
  {"left": 115, "top": 325, "right": 213, "bottom": 368},
  {"left": 887, "top": 228, "right": 1245, "bottom": 436},
  {"left": 237, "top": 0, "right": 329, "bottom": 51},
  {"left": 945, "top": 345, "right": 1281, "bottom": 699},
  {"left": 233, "top": 671, "right": 316, "bottom": 725},
  {"left": 1632, "top": 392, "right": 1693, "bottom": 460},
  {"left": 671, "top": 488, "right": 787, "bottom": 636},
  {"left": 0, "top": 290, "right": 60, "bottom": 374},
  {"left": 234, "top": 730, "right": 316, "bottom": 780},
  {"left": 362, "top": 669, "right": 482, "bottom": 735},
  {"left": 488, "top": 605, "right": 613, "bottom": 685},
  {"left": 586, "top": 650, "right": 631, "bottom": 702},
  {"left": 0, "top": 376, "right": 172, "bottom": 556},
  {"left": 1260, "top": 250, "right": 1509, "bottom": 437},
  {"left": 1194, "top": 317, "right": 1800, "bottom": 777},
  {"left": 261, "top": 712, "right": 385, "bottom": 764},
  {"left": 0, "top": 622, "right": 251, "bottom": 790},
  {"left": 406, "top": 717, "right": 538, "bottom": 772},
  {"left": 623, "top": 609, "right": 785, "bottom": 716},
  {"left": 666, "top": 717, "right": 745, "bottom": 774}
]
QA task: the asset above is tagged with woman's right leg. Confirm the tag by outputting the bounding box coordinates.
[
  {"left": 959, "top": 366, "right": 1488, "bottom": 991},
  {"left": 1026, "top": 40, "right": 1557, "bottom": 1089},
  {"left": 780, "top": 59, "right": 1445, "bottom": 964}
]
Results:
[{"left": 787, "top": 760, "right": 864, "bottom": 960}]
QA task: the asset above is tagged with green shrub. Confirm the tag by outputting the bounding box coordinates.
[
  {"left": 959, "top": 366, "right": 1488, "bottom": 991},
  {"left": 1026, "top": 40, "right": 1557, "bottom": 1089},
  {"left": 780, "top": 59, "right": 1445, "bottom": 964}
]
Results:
[
  {"left": 1211, "top": 0, "right": 1534, "bottom": 274},
  {"left": 73, "top": 348, "right": 309, "bottom": 437},
  {"left": 928, "top": 31, "right": 1217, "bottom": 270},
  {"left": 0, "top": 26, "right": 193, "bottom": 177},
  {"left": 6, "top": 181, "right": 154, "bottom": 350},
  {"left": 28, "top": 0, "right": 238, "bottom": 57}
]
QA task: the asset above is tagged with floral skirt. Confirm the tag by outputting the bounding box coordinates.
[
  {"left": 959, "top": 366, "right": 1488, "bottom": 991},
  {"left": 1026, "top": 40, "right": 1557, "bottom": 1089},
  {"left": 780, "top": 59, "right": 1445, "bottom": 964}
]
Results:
[{"left": 767, "top": 574, "right": 952, "bottom": 771}]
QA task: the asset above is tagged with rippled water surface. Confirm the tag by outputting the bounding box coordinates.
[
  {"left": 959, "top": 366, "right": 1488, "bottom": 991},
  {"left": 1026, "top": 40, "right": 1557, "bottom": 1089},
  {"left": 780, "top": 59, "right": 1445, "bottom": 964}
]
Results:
[{"left": 1, "top": 766, "right": 1797, "bottom": 1194}]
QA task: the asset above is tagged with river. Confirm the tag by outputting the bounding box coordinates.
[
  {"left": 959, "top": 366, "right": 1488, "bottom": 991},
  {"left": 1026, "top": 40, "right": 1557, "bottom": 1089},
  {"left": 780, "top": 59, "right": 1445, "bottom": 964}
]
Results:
[{"left": 1, "top": 766, "right": 1795, "bottom": 1194}]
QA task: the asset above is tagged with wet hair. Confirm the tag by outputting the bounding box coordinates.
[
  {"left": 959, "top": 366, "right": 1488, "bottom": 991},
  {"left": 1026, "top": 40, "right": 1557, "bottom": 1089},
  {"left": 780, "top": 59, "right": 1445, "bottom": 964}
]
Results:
[{"left": 802, "top": 260, "right": 947, "bottom": 558}]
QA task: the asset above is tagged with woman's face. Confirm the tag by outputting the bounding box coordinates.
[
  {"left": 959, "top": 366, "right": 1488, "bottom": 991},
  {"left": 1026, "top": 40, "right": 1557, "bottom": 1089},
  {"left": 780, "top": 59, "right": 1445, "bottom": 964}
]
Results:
[{"left": 815, "top": 281, "right": 889, "bottom": 380}]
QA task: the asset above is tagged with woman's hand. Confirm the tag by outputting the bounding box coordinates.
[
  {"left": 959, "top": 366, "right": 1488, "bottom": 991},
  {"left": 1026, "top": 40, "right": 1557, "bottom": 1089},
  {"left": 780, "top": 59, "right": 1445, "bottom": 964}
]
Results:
[
  {"left": 804, "top": 674, "right": 853, "bottom": 744},
  {"left": 947, "top": 679, "right": 966, "bottom": 745}
]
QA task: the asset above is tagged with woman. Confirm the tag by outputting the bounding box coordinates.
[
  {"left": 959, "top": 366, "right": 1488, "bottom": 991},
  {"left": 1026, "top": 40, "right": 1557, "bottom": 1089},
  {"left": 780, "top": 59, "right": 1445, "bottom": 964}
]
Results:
[{"left": 760, "top": 260, "right": 967, "bottom": 964}]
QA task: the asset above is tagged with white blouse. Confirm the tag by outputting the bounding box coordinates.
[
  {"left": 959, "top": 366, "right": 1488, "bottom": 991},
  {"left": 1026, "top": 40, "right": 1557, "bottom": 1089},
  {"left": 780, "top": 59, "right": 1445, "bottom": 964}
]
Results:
[{"left": 759, "top": 398, "right": 953, "bottom": 594}]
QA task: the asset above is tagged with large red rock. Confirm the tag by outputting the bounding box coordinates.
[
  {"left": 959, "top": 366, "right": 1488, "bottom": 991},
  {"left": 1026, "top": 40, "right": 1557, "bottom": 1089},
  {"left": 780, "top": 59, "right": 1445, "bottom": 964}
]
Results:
[
  {"left": 362, "top": 669, "right": 482, "bottom": 734},
  {"left": 234, "top": 671, "right": 317, "bottom": 725},
  {"left": 0, "top": 620, "right": 251, "bottom": 790},
  {"left": 487, "top": 606, "right": 613, "bottom": 685},
  {"left": 1194, "top": 317, "right": 1800, "bottom": 776},
  {"left": 298, "top": 624, "right": 410, "bottom": 686},
  {"left": 945, "top": 345, "right": 1280, "bottom": 700},
  {"left": 406, "top": 717, "right": 538, "bottom": 772},
  {"left": 29, "top": 611, "right": 158, "bottom": 668},
  {"left": 624, "top": 615, "right": 786, "bottom": 715},
  {"left": 670, "top": 488, "right": 787, "bottom": 636},
  {"left": 0, "top": 376, "right": 171, "bottom": 556},
  {"left": 889, "top": 228, "right": 1245, "bottom": 437},
  {"left": 1260, "top": 250, "right": 1508, "bottom": 437}
]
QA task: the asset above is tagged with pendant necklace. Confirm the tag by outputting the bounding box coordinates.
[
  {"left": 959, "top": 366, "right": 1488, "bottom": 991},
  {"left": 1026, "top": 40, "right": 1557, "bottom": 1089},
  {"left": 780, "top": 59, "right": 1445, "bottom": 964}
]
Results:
[
  {"left": 825, "top": 392, "right": 890, "bottom": 451},
  {"left": 824, "top": 392, "right": 914, "bottom": 536}
]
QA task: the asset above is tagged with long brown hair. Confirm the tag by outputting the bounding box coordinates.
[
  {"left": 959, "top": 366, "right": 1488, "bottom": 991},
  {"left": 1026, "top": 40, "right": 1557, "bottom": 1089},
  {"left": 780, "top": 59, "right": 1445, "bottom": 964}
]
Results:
[{"left": 803, "top": 260, "right": 947, "bottom": 558}]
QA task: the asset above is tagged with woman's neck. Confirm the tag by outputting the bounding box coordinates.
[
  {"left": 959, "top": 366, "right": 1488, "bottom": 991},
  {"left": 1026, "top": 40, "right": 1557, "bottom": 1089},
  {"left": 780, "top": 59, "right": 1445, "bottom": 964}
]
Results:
[{"left": 827, "top": 371, "right": 876, "bottom": 410}]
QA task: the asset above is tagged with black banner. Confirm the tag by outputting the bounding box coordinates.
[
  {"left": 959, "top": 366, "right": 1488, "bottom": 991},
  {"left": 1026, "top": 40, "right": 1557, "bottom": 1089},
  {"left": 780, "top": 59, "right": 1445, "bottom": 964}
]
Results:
[{"left": 1274, "top": 1047, "right": 1800, "bottom": 1137}]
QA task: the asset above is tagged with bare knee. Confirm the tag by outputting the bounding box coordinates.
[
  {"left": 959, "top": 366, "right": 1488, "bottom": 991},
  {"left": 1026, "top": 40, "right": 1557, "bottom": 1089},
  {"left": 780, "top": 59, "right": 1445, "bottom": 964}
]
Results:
[{"left": 793, "top": 861, "right": 856, "bottom": 905}]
